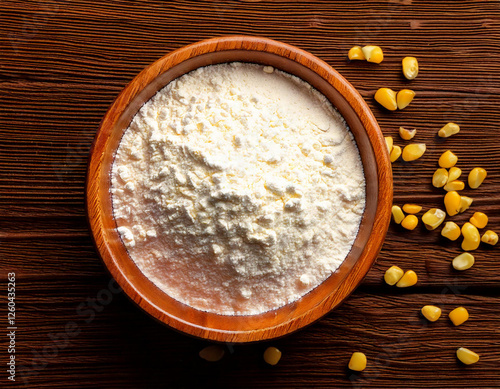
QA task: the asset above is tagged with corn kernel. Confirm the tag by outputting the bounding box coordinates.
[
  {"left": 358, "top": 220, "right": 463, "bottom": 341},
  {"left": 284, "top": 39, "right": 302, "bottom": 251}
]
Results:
[
  {"left": 402, "top": 143, "right": 426, "bottom": 161},
  {"left": 456, "top": 347, "right": 479, "bottom": 365},
  {"left": 385, "top": 136, "right": 393, "bottom": 153},
  {"left": 422, "top": 208, "right": 446, "bottom": 230},
  {"left": 199, "top": 345, "right": 225, "bottom": 362},
  {"left": 461, "top": 222, "right": 480, "bottom": 251},
  {"left": 468, "top": 167, "right": 487, "bottom": 189},
  {"left": 375, "top": 88, "right": 397, "bottom": 111},
  {"left": 390, "top": 145, "right": 402, "bottom": 162},
  {"left": 449, "top": 307, "right": 469, "bottom": 326},
  {"left": 438, "top": 122, "right": 460, "bottom": 138},
  {"left": 391, "top": 205, "right": 405, "bottom": 224},
  {"left": 396, "top": 270, "right": 418, "bottom": 287},
  {"left": 402, "top": 56, "right": 419, "bottom": 80},
  {"left": 399, "top": 127, "right": 416, "bottom": 140},
  {"left": 348, "top": 352, "right": 367, "bottom": 371},
  {"left": 362, "top": 45, "right": 383, "bottom": 63},
  {"left": 396, "top": 89, "right": 415, "bottom": 110},
  {"left": 447, "top": 167, "right": 462, "bottom": 183},
  {"left": 441, "top": 221, "right": 461, "bottom": 241},
  {"left": 263, "top": 346, "right": 282, "bottom": 365},
  {"left": 432, "top": 168, "right": 449, "bottom": 188},
  {"left": 443, "top": 180, "right": 465, "bottom": 191},
  {"left": 452, "top": 253, "right": 475, "bottom": 271},
  {"left": 348, "top": 46, "right": 365, "bottom": 60},
  {"left": 402, "top": 204, "right": 422, "bottom": 214},
  {"left": 439, "top": 150, "right": 458, "bottom": 168},
  {"left": 481, "top": 230, "right": 498, "bottom": 245},
  {"left": 384, "top": 265, "right": 404, "bottom": 286},
  {"left": 401, "top": 214, "right": 418, "bottom": 230},
  {"left": 458, "top": 196, "right": 473, "bottom": 213},
  {"left": 421, "top": 305, "right": 441, "bottom": 322},
  {"left": 470, "top": 212, "right": 488, "bottom": 229},
  {"left": 443, "top": 191, "right": 460, "bottom": 217}
]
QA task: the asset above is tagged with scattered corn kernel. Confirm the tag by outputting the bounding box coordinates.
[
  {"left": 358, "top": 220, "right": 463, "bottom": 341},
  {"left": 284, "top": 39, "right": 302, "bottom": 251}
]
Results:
[
  {"left": 441, "top": 221, "right": 461, "bottom": 241},
  {"left": 402, "top": 143, "right": 426, "bottom": 161},
  {"left": 444, "top": 191, "right": 461, "bottom": 216},
  {"left": 401, "top": 214, "right": 418, "bottom": 230},
  {"left": 348, "top": 46, "right": 365, "bottom": 60},
  {"left": 263, "top": 346, "right": 282, "bottom": 365},
  {"left": 385, "top": 136, "right": 394, "bottom": 153},
  {"left": 421, "top": 305, "right": 441, "bottom": 322},
  {"left": 199, "top": 345, "right": 225, "bottom": 362},
  {"left": 481, "top": 230, "right": 498, "bottom": 245},
  {"left": 390, "top": 145, "right": 402, "bottom": 162},
  {"left": 399, "top": 127, "right": 416, "bottom": 140},
  {"left": 396, "top": 270, "right": 418, "bottom": 287},
  {"left": 456, "top": 347, "right": 479, "bottom": 365},
  {"left": 449, "top": 307, "right": 469, "bottom": 326},
  {"left": 422, "top": 208, "right": 446, "bottom": 230},
  {"left": 439, "top": 150, "right": 458, "bottom": 168},
  {"left": 447, "top": 167, "right": 462, "bottom": 183},
  {"left": 402, "top": 204, "right": 422, "bottom": 214},
  {"left": 438, "top": 122, "right": 460, "bottom": 138},
  {"left": 384, "top": 265, "right": 404, "bottom": 286},
  {"left": 362, "top": 45, "right": 383, "bottom": 63},
  {"left": 461, "top": 222, "right": 480, "bottom": 251},
  {"left": 396, "top": 89, "right": 415, "bottom": 110},
  {"left": 443, "top": 180, "right": 465, "bottom": 191},
  {"left": 452, "top": 253, "right": 475, "bottom": 271},
  {"left": 458, "top": 196, "right": 473, "bottom": 213},
  {"left": 468, "top": 167, "right": 487, "bottom": 189},
  {"left": 348, "top": 352, "right": 367, "bottom": 372},
  {"left": 375, "top": 88, "right": 397, "bottom": 111},
  {"left": 402, "top": 56, "right": 419, "bottom": 80},
  {"left": 470, "top": 212, "right": 488, "bottom": 229},
  {"left": 432, "top": 168, "right": 449, "bottom": 188},
  {"left": 391, "top": 205, "right": 405, "bottom": 224}
]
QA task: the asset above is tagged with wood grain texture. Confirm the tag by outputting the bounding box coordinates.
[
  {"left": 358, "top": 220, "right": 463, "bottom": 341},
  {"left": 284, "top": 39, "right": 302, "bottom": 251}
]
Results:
[{"left": 1, "top": 0, "right": 499, "bottom": 386}]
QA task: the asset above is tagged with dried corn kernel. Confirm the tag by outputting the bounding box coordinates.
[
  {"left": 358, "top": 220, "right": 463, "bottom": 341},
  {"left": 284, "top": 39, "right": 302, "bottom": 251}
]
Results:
[
  {"left": 441, "top": 221, "right": 461, "bottom": 241},
  {"left": 199, "top": 345, "right": 225, "bottom": 362},
  {"left": 447, "top": 167, "right": 462, "bottom": 183},
  {"left": 456, "top": 347, "right": 479, "bottom": 365},
  {"left": 402, "top": 204, "right": 422, "bottom": 214},
  {"left": 391, "top": 205, "right": 405, "bottom": 224},
  {"left": 401, "top": 214, "right": 418, "bottom": 230},
  {"left": 399, "top": 127, "right": 416, "bottom": 140},
  {"left": 470, "top": 212, "right": 488, "bottom": 229},
  {"left": 449, "top": 307, "right": 469, "bottom": 326},
  {"left": 348, "top": 352, "right": 367, "bottom": 371},
  {"left": 468, "top": 167, "right": 487, "bottom": 189},
  {"left": 375, "top": 88, "right": 397, "bottom": 111},
  {"left": 432, "top": 168, "right": 449, "bottom": 188},
  {"left": 444, "top": 190, "right": 461, "bottom": 216},
  {"left": 390, "top": 145, "right": 402, "bottom": 162},
  {"left": 422, "top": 208, "right": 446, "bottom": 230},
  {"left": 396, "top": 270, "right": 418, "bottom": 287},
  {"left": 348, "top": 46, "right": 365, "bottom": 60},
  {"left": 461, "top": 222, "right": 480, "bottom": 251},
  {"left": 402, "top": 56, "right": 419, "bottom": 80},
  {"left": 421, "top": 305, "right": 441, "bottom": 322},
  {"left": 438, "top": 122, "right": 460, "bottom": 138},
  {"left": 362, "top": 45, "right": 383, "bottom": 63},
  {"left": 458, "top": 196, "right": 473, "bottom": 213},
  {"left": 384, "top": 265, "right": 404, "bottom": 286},
  {"left": 396, "top": 89, "right": 415, "bottom": 110},
  {"left": 439, "top": 150, "right": 458, "bottom": 168},
  {"left": 481, "top": 230, "right": 498, "bottom": 245},
  {"left": 402, "top": 143, "right": 426, "bottom": 161},
  {"left": 385, "top": 136, "right": 394, "bottom": 153},
  {"left": 263, "top": 346, "right": 282, "bottom": 365},
  {"left": 452, "top": 253, "right": 475, "bottom": 271},
  {"left": 443, "top": 180, "right": 465, "bottom": 191}
]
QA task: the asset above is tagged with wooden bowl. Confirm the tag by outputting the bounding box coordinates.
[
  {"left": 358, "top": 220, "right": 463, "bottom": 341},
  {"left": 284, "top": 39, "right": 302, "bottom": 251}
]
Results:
[{"left": 87, "top": 36, "right": 392, "bottom": 343}]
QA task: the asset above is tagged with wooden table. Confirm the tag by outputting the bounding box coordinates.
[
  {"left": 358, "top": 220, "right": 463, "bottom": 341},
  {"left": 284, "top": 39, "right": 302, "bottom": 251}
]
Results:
[{"left": 2, "top": 1, "right": 499, "bottom": 387}]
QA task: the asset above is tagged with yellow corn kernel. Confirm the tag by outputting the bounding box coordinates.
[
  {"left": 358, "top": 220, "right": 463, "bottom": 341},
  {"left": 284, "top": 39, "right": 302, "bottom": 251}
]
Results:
[
  {"left": 402, "top": 204, "right": 422, "bottom": 214},
  {"left": 385, "top": 136, "right": 394, "bottom": 153},
  {"left": 390, "top": 145, "right": 402, "bottom": 162},
  {"left": 402, "top": 56, "right": 418, "bottom": 80},
  {"left": 470, "top": 212, "right": 488, "bottom": 229},
  {"left": 449, "top": 307, "right": 469, "bottom": 326},
  {"left": 422, "top": 208, "right": 446, "bottom": 230},
  {"left": 447, "top": 167, "right": 462, "bottom": 183},
  {"left": 438, "top": 122, "right": 460, "bottom": 138},
  {"left": 402, "top": 143, "right": 426, "bottom": 161},
  {"left": 458, "top": 196, "right": 473, "bottom": 213},
  {"left": 401, "top": 214, "right": 418, "bottom": 230},
  {"left": 362, "top": 45, "right": 383, "bottom": 63},
  {"left": 263, "top": 346, "right": 282, "bottom": 365},
  {"left": 348, "top": 46, "right": 365, "bottom": 60},
  {"left": 421, "top": 305, "right": 441, "bottom": 322},
  {"left": 481, "top": 230, "right": 498, "bottom": 246},
  {"left": 396, "top": 270, "right": 418, "bottom": 287},
  {"left": 461, "top": 222, "right": 480, "bottom": 251},
  {"left": 441, "top": 221, "right": 461, "bottom": 241},
  {"left": 432, "top": 168, "right": 449, "bottom": 188},
  {"left": 399, "top": 127, "right": 416, "bottom": 140},
  {"left": 348, "top": 352, "right": 367, "bottom": 371},
  {"left": 375, "top": 88, "right": 397, "bottom": 111},
  {"left": 199, "top": 345, "right": 225, "bottom": 362},
  {"left": 391, "top": 205, "right": 405, "bottom": 224},
  {"left": 456, "top": 347, "right": 479, "bottom": 365},
  {"left": 443, "top": 180, "right": 465, "bottom": 191},
  {"left": 438, "top": 150, "right": 458, "bottom": 168},
  {"left": 444, "top": 190, "right": 461, "bottom": 216},
  {"left": 384, "top": 265, "right": 404, "bottom": 286},
  {"left": 396, "top": 89, "right": 415, "bottom": 110},
  {"left": 468, "top": 167, "right": 487, "bottom": 189},
  {"left": 452, "top": 253, "right": 475, "bottom": 271}
]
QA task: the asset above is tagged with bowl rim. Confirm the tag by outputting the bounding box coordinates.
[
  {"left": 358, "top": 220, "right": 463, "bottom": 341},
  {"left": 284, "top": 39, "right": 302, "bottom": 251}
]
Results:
[{"left": 86, "top": 35, "right": 392, "bottom": 343}]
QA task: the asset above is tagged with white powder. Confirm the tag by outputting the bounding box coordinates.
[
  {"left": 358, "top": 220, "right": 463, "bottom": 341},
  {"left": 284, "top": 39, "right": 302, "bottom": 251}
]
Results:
[{"left": 111, "top": 63, "right": 365, "bottom": 315}]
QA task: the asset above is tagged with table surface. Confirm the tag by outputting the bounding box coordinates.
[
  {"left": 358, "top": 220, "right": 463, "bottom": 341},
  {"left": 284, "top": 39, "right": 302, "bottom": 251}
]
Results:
[{"left": 1, "top": 1, "right": 499, "bottom": 387}]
